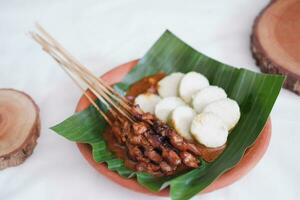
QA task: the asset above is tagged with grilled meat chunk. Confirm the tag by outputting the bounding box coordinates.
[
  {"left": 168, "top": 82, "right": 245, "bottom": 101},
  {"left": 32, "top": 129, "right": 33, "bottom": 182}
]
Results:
[{"left": 109, "top": 107, "right": 201, "bottom": 176}]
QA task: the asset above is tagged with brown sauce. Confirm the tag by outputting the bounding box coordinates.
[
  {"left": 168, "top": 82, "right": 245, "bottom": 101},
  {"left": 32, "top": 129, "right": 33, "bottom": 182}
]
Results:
[
  {"left": 103, "top": 73, "right": 225, "bottom": 172},
  {"left": 103, "top": 128, "right": 137, "bottom": 170},
  {"left": 126, "top": 72, "right": 166, "bottom": 98}
]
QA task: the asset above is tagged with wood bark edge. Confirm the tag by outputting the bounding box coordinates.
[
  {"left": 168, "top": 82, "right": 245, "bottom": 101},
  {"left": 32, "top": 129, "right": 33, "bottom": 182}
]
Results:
[
  {"left": 250, "top": 0, "right": 300, "bottom": 95},
  {"left": 0, "top": 89, "right": 41, "bottom": 170}
]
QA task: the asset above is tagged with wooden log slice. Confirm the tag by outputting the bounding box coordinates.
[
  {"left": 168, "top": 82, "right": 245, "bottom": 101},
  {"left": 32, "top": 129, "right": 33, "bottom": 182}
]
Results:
[
  {"left": 0, "top": 89, "right": 40, "bottom": 170},
  {"left": 251, "top": 0, "right": 300, "bottom": 95}
]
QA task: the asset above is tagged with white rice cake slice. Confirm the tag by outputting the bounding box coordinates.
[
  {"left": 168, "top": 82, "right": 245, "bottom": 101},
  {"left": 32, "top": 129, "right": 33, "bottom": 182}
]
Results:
[
  {"left": 192, "top": 86, "right": 227, "bottom": 113},
  {"left": 154, "top": 97, "right": 185, "bottom": 122},
  {"left": 134, "top": 93, "right": 161, "bottom": 114},
  {"left": 179, "top": 71, "right": 209, "bottom": 103},
  {"left": 170, "top": 105, "right": 196, "bottom": 141},
  {"left": 191, "top": 112, "right": 228, "bottom": 148},
  {"left": 158, "top": 72, "right": 184, "bottom": 98},
  {"left": 203, "top": 98, "right": 240, "bottom": 130}
]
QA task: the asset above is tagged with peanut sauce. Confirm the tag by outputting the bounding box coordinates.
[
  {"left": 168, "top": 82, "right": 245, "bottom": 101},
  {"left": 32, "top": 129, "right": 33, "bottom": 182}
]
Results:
[{"left": 103, "top": 73, "right": 225, "bottom": 173}]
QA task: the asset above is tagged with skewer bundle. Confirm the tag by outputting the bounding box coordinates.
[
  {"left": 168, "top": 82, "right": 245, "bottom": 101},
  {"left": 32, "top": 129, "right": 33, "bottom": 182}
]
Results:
[
  {"left": 30, "top": 25, "right": 134, "bottom": 125},
  {"left": 30, "top": 25, "right": 212, "bottom": 175}
]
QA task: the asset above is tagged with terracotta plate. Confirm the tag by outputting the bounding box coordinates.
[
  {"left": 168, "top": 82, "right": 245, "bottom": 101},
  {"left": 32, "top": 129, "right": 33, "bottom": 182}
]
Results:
[{"left": 76, "top": 60, "right": 272, "bottom": 196}]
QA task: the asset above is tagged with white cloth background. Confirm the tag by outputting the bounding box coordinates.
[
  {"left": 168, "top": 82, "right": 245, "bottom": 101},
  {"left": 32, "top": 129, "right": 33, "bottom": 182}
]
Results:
[{"left": 0, "top": 0, "right": 299, "bottom": 199}]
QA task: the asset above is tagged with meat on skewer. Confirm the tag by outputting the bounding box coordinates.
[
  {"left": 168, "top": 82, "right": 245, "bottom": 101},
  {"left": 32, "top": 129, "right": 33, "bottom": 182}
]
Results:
[{"left": 30, "top": 26, "right": 203, "bottom": 177}]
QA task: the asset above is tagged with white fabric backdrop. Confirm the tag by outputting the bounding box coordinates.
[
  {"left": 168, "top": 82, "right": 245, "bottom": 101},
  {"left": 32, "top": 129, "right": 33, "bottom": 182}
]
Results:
[{"left": 0, "top": 0, "right": 299, "bottom": 199}]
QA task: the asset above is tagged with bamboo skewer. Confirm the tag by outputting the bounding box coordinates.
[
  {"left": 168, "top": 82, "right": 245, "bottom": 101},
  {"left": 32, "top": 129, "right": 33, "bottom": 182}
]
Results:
[
  {"left": 32, "top": 26, "right": 134, "bottom": 120},
  {"left": 30, "top": 33, "right": 114, "bottom": 116},
  {"left": 34, "top": 26, "right": 134, "bottom": 117},
  {"left": 35, "top": 25, "right": 131, "bottom": 104},
  {"left": 30, "top": 24, "right": 135, "bottom": 123},
  {"left": 57, "top": 63, "right": 113, "bottom": 125},
  {"left": 35, "top": 24, "right": 132, "bottom": 107}
]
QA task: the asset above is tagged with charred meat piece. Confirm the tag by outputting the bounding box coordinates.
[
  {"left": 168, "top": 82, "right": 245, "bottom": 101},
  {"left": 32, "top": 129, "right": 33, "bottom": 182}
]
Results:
[
  {"left": 144, "top": 149, "right": 162, "bottom": 163},
  {"left": 132, "top": 122, "right": 148, "bottom": 135},
  {"left": 111, "top": 125, "right": 125, "bottom": 143},
  {"left": 159, "top": 161, "right": 175, "bottom": 175},
  {"left": 144, "top": 132, "right": 163, "bottom": 148},
  {"left": 109, "top": 107, "right": 203, "bottom": 176},
  {"left": 136, "top": 161, "right": 161, "bottom": 173},
  {"left": 126, "top": 142, "right": 148, "bottom": 163},
  {"left": 140, "top": 113, "right": 156, "bottom": 125},
  {"left": 154, "top": 121, "right": 203, "bottom": 157},
  {"left": 161, "top": 147, "right": 181, "bottom": 166},
  {"left": 180, "top": 152, "right": 199, "bottom": 168},
  {"left": 128, "top": 134, "right": 144, "bottom": 145}
]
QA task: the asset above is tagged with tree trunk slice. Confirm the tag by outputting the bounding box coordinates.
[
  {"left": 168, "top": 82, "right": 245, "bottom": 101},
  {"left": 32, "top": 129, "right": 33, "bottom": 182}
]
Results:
[
  {"left": 251, "top": 0, "right": 300, "bottom": 95},
  {"left": 0, "top": 89, "right": 40, "bottom": 170}
]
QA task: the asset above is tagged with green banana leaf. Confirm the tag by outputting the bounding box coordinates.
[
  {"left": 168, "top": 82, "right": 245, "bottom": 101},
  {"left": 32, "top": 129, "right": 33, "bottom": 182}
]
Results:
[{"left": 51, "top": 30, "right": 285, "bottom": 200}]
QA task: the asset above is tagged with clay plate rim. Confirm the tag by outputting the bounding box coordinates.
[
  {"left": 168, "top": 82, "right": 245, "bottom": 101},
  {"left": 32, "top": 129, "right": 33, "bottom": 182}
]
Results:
[{"left": 75, "top": 59, "right": 272, "bottom": 196}]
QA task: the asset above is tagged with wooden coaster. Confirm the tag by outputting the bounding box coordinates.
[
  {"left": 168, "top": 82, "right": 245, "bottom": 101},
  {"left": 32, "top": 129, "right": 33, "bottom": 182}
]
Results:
[
  {"left": 0, "top": 89, "right": 40, "bottom": 170},
  {"left": 251, "top": 0, "right": 300, "bottom": 95}
]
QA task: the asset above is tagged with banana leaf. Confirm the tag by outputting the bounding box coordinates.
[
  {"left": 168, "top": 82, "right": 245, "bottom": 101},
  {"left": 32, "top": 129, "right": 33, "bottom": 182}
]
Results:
[{"left": 51, "top": 30, "right": 285, "bottom": 200}]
